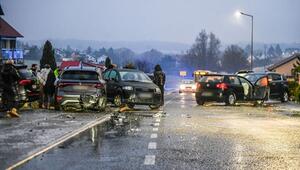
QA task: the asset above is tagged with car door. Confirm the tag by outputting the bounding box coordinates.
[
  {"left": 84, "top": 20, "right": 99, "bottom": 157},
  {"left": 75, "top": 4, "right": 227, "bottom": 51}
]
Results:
[
  {"left": 238, "top": 76, "right": 253, "bottom": 100},
  {"left": 253, "top": 76, "right": 268, "bottom": 100},
  {"left": 228, "top": 76, "right": 244, "bottom": 100},
  {"left": 268, "top": 73, "right": 282, "bottom": 98}
]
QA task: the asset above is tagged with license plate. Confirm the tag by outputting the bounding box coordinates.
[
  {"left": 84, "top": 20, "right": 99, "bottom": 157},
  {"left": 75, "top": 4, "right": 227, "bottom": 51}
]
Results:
[
  {"left": 139, "top": 93, "right": 152, "bottom": 98},
  {"left": 202, "top": 92, "right": 213, "bottom": 97},
  {"left": 73, "top": 86, "right": 88, "bottom": 90}
]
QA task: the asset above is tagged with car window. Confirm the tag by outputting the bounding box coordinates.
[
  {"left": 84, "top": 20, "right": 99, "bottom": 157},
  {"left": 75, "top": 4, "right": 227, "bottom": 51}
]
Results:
[
  {"left": 18, "top": 69, "right": 33, "bottom": 79},
  {"left": 271, "top": 74, "right": 282, "bottom": 81},
  {"left": 199, "top": 76, "right": 224, "bottom": 83},
  {"left": 181, "top": 80, "right": 194, "bottom": 84},
  {"left": 119, "top": 71, "right": 152, "bottom": 83},
  {"left": 61, "top": 71, "right": 99, "bottom": 80},
  {"left": 255, "top": 76, "right": 268, "bottom": 87},
  {"left": 245, "top": 74, "right": 265, "bottom": 82},
  {"left": 229, "top": 76, "right": 240, "bottom": 85}
]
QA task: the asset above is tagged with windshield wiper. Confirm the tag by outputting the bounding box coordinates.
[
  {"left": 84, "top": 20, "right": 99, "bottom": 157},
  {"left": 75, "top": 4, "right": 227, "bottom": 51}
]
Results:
[{"left": 124, "top": 80, "right": 140, "bottom": 82}]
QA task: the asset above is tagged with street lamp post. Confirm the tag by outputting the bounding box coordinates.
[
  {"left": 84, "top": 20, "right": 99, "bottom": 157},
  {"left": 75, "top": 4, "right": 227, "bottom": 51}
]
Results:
[{"left": 239, "top": 11, "right": 254, "bottom": 70}]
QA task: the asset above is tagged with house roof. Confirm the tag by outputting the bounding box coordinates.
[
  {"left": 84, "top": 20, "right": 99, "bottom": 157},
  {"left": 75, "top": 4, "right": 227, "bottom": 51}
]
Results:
[
  {"left": 267, "top": 53, "right": 300, "bottom": 71},
  {"left": 0, "top": 18, "right": 23, "bottom": 38}
]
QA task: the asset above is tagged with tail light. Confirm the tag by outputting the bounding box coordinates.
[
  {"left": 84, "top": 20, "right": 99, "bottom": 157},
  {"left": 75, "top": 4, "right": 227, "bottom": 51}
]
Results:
[
  {"left": 19, "top": 79, "right": 32, "bottom": 86},
  {"left": 196, "top": 82, "right": 201, "bottom": 89},
  {"left": 216, "top": 83, "right": 228, "bottom": 90},
  {"left": 95, "top": 83, "right": 104, "bottom": 89},
  {"left": 56, "top": 96, "right": 63, "bottom": 102}
]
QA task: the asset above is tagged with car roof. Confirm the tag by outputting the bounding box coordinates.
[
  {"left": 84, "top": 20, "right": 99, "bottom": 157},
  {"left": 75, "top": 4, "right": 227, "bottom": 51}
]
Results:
[
  {"left": 202, "top": 74, "right": 236, "bottom": 76},
  {"left": 64, "top": 66, "right": 98, "bottom": 71},
  {"left": 246, "top": 72, "right": 280, "bottom": 75},
  {"left": 112, "top": 68, "right": 143, "bottom": 73}
]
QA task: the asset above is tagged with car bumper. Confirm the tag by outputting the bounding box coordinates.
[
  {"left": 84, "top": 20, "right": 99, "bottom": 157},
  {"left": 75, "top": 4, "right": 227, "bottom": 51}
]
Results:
[
  {"left": 195, "top": 90, "right": 226, "bottom": 102},
  {"left": 123, "top": 91, "right": 162, "bottom": 105}
]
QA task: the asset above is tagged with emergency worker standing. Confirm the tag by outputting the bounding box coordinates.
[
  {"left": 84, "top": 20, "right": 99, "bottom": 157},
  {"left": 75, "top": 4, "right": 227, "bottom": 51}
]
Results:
[
  {"left": 1, "top": 60, "right": 20, "bottom": 117},
  {"left": 153, "top": 64, "right": 166, "bottom": 106}
]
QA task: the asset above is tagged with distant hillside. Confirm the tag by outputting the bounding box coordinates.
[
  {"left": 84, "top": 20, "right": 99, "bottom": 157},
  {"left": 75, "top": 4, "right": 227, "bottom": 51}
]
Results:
[{"left": 23, "top": 39, "right": 190, "bottom": 54}]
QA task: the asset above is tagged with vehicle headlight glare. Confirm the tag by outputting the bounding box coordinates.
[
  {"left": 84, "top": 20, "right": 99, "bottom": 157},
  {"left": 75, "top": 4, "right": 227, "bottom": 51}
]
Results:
[
  {"left": 180, "top": 85, "right": 185, "bottom": 89},
  {"left": 123, "top": 86, "right": 133, "bottom": 91}
]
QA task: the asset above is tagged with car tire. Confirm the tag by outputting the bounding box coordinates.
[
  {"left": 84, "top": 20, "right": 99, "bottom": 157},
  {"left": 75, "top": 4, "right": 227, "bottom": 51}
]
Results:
[
  {"left": 225, "top": 93, "right": 236, "bottom": 106},
  {"left": 98, "top": 96, "right": 107, "bottom": 111},
  {"left": 254, "top": 100, "right": 264, "bottom": 106},
  {"left": 196, "top": 98, "right": 204, "bottom": 105},
  {"left": 280, "top": 91, "right": 289, "bottom": 103},
  {"left": 127, "top": 103, "right": 135, "bottom": 109},
  {"left": 149, "top": 104, "right": 160, "bottom": 110},
  {"left": 114, "top": 95, "right": 122, "bottom": 107},
  {"left": 54, "top": 104, "right": 61, "bottom": 111}
]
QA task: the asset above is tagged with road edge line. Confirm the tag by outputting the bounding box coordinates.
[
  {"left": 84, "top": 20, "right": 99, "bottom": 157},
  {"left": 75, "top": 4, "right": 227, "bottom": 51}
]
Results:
[{"left": 6, "top": 114, "right": 111, "bottom": 170}]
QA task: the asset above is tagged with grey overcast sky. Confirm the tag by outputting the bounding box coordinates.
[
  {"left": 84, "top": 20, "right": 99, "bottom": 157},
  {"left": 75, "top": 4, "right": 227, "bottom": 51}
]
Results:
[{"left": 1, "top": 0, "right": 300, "bottom": 44}]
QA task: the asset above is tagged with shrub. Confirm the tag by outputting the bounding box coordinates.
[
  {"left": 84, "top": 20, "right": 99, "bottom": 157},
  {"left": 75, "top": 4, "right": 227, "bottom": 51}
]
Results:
[{"left": 288, "top": 81, "right": 299, "bottom": 101}]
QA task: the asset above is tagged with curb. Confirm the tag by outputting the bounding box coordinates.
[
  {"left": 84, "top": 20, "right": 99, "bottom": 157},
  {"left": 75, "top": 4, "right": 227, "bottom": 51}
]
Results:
[{"left": 6, "top": 114, "right": 111, "bottom": 170}]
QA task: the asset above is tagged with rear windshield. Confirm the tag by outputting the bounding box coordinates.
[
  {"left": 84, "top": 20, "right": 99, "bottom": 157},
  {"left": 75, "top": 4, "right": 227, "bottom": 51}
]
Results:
[
  {"left": 181, "top": 80, "right": 194, "bottom": 84},
  {"left": 18, "top": 69, "right": 33, "bottom": 79},
  {"left": 199, "top": 76, "right": 224, "bottom": 83},
  {"left": 61, "top": 71, "right": 99, "bottom": 80}
]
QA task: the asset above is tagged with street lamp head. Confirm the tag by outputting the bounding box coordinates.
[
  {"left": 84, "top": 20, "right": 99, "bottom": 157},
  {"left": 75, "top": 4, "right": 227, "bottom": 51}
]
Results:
[{"left": 235, "top": 10, "right": 241, "bottom": 18}]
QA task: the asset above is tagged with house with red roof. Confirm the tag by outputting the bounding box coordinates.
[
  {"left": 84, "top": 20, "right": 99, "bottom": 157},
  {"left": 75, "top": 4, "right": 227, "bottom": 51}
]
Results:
[{"left": 0, "top": 5, "right": 24, "bottom": 63}]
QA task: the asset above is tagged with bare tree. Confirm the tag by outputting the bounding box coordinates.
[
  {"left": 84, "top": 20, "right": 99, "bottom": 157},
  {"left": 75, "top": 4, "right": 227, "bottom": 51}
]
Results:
[{"left": 221, "top": 45, "right": 249, "bottom": 73}]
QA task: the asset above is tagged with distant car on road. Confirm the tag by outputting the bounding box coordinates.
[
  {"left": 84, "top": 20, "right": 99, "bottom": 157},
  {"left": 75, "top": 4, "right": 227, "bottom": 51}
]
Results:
[
  {"left": 179, "top": 79, "right": 196, "bottom": 93},
  {"left": 243, "top": 72, "right": 289, "bottom": 102},
  {"left": 195, "top": 74, "right": 268, "bottom": 105},
  {"left": 55, "top": 66, "right": 107, "bottom": 111},
  {"left": 103, "top": 69, "right": 162, "bottom": 109}
]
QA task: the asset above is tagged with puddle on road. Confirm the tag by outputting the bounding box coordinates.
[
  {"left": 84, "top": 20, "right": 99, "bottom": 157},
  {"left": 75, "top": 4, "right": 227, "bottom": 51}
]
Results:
[{"left": 17, "top": 112, "right": 145, "bottom": 170}]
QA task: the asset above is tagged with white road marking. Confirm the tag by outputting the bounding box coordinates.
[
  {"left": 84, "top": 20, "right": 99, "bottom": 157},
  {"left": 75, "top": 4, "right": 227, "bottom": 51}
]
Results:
[
  {"left": 151, "top": 133, "right": 158, "bottom": 138},
  {"left": 154, "top": 123, "right": 160, "bottom": 126},
  {"left": 144, "top": 155, "right": 155, "bottom": 165},
  {"left": 155, "top": 119, "right": 161, "bottom": 122},
  {"left": 148, "top": 142, "right": 157, "bottom": 149},
  {"left": 153, "top": 128, "right": 158, "bottom": 132}
]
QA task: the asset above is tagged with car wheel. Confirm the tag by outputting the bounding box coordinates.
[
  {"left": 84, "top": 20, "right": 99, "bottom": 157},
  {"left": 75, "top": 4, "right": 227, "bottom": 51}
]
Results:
[
  {"left": 127, "top": 103, "right": 135, "bottom": 109},
  {"left": 196, "top": 98, "right": 204, "bottom": 105},
  {"left": 254, "top": 100, "right": 264, "bottom": 106},
  {"left": 281, "top": 91, "right": 289, "bottom": 103},
  {"left": 98, "top": 96, "right": 107, "bottom": 111},
  {"left": 149, "top": 104, "right": 160, "bottom": 110},
  {"left": 225, "top": 93, "right": 236, "bottom": 106},
  {"left": 114, "top": 95, "right": 122, "bottom": 107},
  {"left": 54, "top": 104, "right": 61, "bottom": 111}
]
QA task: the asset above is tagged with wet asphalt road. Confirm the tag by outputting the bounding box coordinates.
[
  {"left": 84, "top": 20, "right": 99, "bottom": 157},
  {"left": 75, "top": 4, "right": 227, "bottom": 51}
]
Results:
[{"left": 19, "top": 92, "right": 300, "bottom": 170}]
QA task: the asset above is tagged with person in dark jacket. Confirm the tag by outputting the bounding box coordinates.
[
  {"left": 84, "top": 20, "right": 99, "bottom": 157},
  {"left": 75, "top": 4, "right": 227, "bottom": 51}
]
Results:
[
  {"left": 153, "top": 64, "right": 166, "bottom": 106},
  {"left": 1, "top": 60, "right": 21, "bottom": 117}
]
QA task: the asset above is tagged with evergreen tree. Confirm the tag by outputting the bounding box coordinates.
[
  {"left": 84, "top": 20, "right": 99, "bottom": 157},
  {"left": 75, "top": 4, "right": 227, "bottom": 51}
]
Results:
[
  {"left": 267, "top": 45, "right": 276, "bottom": 58},
  {"left": 40, "top": 40, "right": 57, "bottom": 70},
  {"left": 105, "top": 57, "right": 112, "bottom": 68},
  {"left": 275, "top": 44, "right": 282, "bottom": 57}
]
